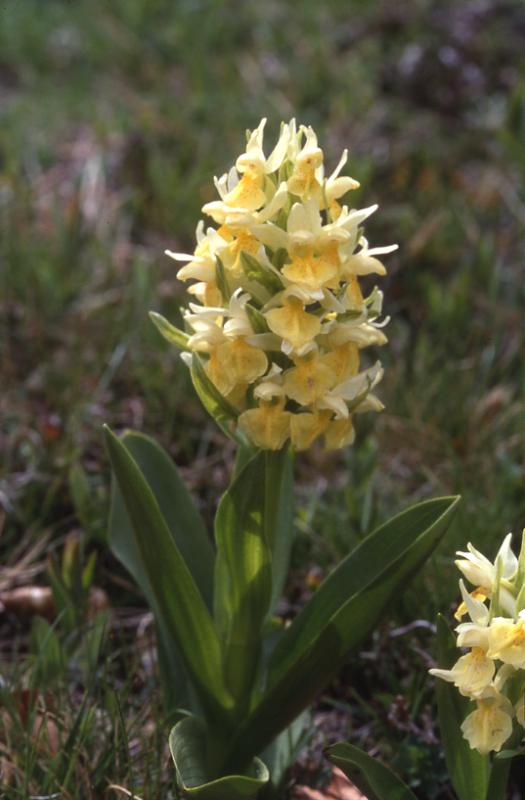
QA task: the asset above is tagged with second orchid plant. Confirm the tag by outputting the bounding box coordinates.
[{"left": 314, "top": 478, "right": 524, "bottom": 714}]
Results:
[{"left": 105, "top": 120, "right": 460, "bottom": 798}]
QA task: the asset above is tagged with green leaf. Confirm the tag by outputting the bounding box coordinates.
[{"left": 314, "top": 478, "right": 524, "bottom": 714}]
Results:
[
  {"left": 434, "top": 614, "right": 489, "bottom": 800},
  {"left": 47, "top": 559, "right": 76, "bottom": 632},
  {"left": 170, "top": 716, "right": 269, "bottom": 800},
  {"left": 326, "top": 741, "right": 417, "bottom": 800},
  {"left": 487, "top": 756, "right": 513, "bottom": 800},
  {"left": 232, "top": 439, "right": 259, "bottom": 479},
  {"left": 264, "top": 449, "right": 294, "bottom": 612},
  {"left": 261, "top": 711, "right": 310, "bottom": 796},
  {"left": 149, "top": 310, "right": 190, "bottom": 349},
  {"left": 241, "top": 251, "right": 284, "bottom": 295},
  {"left": 104, "top": 426, "right": 232, "bottom": 724},
  {"left": 110, "top": 431, "right": 214, "bottom": 608},
  {"left": 81, "top": 609, "right": 109, "bottom": 675},
  {"left": 108, "top": 430, "right": 215, "bottom": 715},
  {"left": 214, "top": 452, "right": 273, "bottom": 710},
  {"left": 68, "top": 462, "right": 93, "bottom": 530},
  {"left": 30, "top": 616, "right": 65, "bottom": 687},
  {"left": 81, "top": 551, "right": 97, "bottom": 591},
  {"left": 222, "top": 496, "right": 460, "bottom": 769}
]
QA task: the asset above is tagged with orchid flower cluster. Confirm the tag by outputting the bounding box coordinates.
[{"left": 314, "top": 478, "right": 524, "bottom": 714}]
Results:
[
  {"left": 167, "top": 119, "right": 396, "bottom": 451},
  {"left": 430, "top": 531, "right": 525, "bottom": 755}
]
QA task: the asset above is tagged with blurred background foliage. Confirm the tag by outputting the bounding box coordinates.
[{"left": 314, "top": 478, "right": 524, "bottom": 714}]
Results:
[{"left": 1, "top": 0, "right": 524, "bottom": 796}]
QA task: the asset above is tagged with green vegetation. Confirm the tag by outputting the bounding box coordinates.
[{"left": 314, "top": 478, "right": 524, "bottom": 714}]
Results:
[{"left": 1, "top": 0, "right": 524, "bottom": 797}]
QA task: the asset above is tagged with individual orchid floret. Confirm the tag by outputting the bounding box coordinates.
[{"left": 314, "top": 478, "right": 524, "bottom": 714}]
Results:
[
  {"left": 456, "top": 533, "right": 518, "bottom": 618},
  {"left": 487, "top": 612, "right": 525, "bottom": 667},
  {"left": 162, "top": 119, "right": 397, "bottom": 450},
  {"left": 460, "top": 688, "right": 514, "bottom": 755},
  {"left": 287, "top": 125, "right": 324, "bottom": 198},
  {"left": 429, "top": 647, "right": 495, "bottom": 698},
  {"left": 456, "top": 534, "right": 518, "bottom": 593}
]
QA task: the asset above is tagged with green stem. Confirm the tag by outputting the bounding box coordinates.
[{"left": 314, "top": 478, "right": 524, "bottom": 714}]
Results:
[
  {"left": 263, "top": 446, "right": 294, "bottom": 612},
  {"left": 487, "top": 760, "right": 511, "bottom": 800},
  {"left": 487, "top": 727, "right": 522, "bottom": 800}
]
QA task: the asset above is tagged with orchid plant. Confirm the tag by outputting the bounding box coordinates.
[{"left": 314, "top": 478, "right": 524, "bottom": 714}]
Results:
[
  {"left": 105, "top": 120, "right": 460, "bottom": 798},
  {"left": 428, "top": 531, "right": 525, "bottom": 800}
]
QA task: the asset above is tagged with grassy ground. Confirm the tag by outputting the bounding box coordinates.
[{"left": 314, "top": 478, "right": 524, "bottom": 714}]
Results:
[{"left": 1, "top": 0, "right": 525, "bottom": 796}]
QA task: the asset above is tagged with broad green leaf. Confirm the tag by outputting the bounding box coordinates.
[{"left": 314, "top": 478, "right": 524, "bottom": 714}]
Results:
[
  {"left": 108, "top": 430, "right": 215, "bottom": 714},
  {"left": 170, "top": 716, "right": 268, "bottom": 800},
  {"left": 264, "top": 449, "right": 294, "bottom": 611},
  {"left": 261, "top": 711, "right": 310, "bottom": 796},
  {"left": 104, "top": 426, "right": 232, "bottom": 723},
  {"left": 232, "top": 439, "right": 258, "bottom": 479},
  {"left": 110, "top": 430, "right": 214, "bottom": 608},
  {"left": 214, "top": 452, "right": 273, "bottom": 709},
  {"left": 221, "top": 496, "right": 460, "bottom": 769},
  {"left": 435, "top": 614, "right": 489, "bottom": 800},
  {"left": 326, "top": 741, "right": 417, "bottom": 800},
  {"left": 149, "top": 310, "right": 190, "bottom": 349},
  {"left": 268, "top": 497, "right": 461, "bottom": 690}
]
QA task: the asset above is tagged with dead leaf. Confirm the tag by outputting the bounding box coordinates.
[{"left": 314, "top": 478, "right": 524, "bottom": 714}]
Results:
[
  {"left": 0, "top": 586, "right": 55, "bottom": 619},
  {"left": 0, "top": 584, "right": 109, "bottom": 620}
]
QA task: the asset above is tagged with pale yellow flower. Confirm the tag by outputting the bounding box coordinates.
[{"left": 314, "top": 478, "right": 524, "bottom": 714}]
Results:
[
  {"left": 238, "top": 400, "right": 292, "bottom": 450},
  {"left": 290, "top": 411, "right": 330, "bottom": 451},
  {"left": 323, "top": 149, "right": 360, "bottom": 206},
  {"left": 339, "top": 240, "right": 396, "bottom": 278},
  {"left": 264, "top": 296, "right": 321, "bottom": 353},
  {"left": 456, "top": 534, "right": 518, "bottom": 618},
  {"left": 430, "top": 532, "right": 525, "bottom": 756},
  {"left": 188, "top": 280, "right": 223, "bottom": 308},
  {"left": 487, "top": 615, "right": 525, "bottom": 667},
  {"left": 221, "top": 119, "right": 288, "bottom": 211},
  {"left": 324, "top": 321, "right": 388, "bottom": 350},
  {"left": 461, "top": 689, "right": 513, "bottom": 755},
  {"left": 283, "top": 355, "right": 336, "bottom": 406},
  {"left": 281, "top": 243, "right": 339, "bottom": 291},
  {"left": 317, "top": 362, "right": 383, "bottom": 419},
  {"left": 167, "top": 224, "right": 229, "bottom": 283},
  {"left": 321, "top": 342, "right": 360, "bottom": 383},
  {"left": 323, "top": 417, "right": 355, "bottom": 449},
  {"left": 203, "top": 120, "right": 291, "bottom": 223},
  {"left": 454, "top": 587, "right": 488, "bottom": 622},
  {"left": 429, "top": 647, "right": 495, "bottom": 698},
  {"left": 456, "top": 534, "right": 518, "bottom": 593},
  {"left": 166, "top": 119, "right": 394, "bottom": 450},
  {"left": 455, "top": 580, "right": 491, "bottom": 650},
  {"left": 222, "top": 173, "right": 267, "bottom": 212},
  {"left": 287, "top": 126, "right": 324, "bottom": 198},
  {"left": 216, "top": 225, "right": 261, "bottom": 276},
  {"left": 206, "top": 338, "right": 268, "bottom": 396},
  {"left": 345, "top": 276, "right": 364, "bottom": 309}
]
